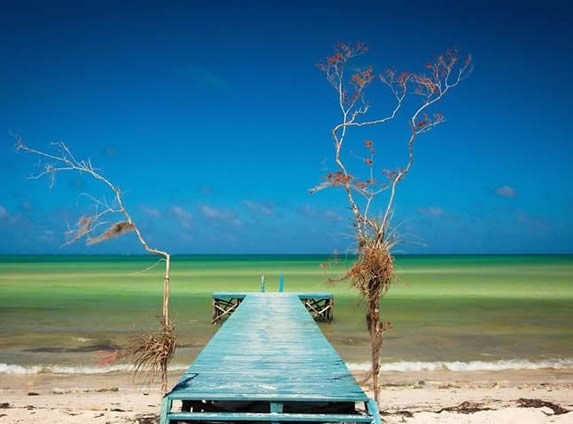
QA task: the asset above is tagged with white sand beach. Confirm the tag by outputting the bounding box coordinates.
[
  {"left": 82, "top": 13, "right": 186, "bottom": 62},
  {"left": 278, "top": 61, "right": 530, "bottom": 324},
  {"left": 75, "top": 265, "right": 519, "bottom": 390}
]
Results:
[{"left": 1, "top": 369, "right": 572, "bottom": 423}]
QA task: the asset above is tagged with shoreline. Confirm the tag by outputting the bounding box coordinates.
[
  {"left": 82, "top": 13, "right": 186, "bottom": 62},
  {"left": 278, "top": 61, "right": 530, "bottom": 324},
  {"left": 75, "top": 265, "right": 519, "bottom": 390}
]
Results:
[{"left": 1, "top": 369, "right": 572, "bottom": 423}]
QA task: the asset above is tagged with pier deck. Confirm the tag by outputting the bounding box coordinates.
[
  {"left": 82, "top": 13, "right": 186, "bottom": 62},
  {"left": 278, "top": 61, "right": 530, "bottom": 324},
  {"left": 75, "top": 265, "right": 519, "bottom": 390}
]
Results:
[{"left": 161, "top": 293, "right": 380, "bottom": 424}]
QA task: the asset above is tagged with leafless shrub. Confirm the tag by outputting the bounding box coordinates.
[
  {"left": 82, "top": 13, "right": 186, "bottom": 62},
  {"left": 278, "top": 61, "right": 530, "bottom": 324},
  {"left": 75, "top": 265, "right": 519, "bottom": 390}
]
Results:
[{"left": 314, "top": 43, "right": 471, "bottom": 402}]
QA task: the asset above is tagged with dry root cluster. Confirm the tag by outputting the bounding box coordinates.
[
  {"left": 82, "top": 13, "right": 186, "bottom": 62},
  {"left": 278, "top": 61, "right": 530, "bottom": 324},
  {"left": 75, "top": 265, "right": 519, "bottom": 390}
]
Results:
[{"left": 128, "top": 319, "right": 176, "bottom": 393}]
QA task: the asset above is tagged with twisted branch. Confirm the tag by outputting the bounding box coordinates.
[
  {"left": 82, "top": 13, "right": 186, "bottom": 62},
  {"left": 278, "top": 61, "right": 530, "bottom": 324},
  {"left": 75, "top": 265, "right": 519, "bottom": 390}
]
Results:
[{"left": 15, "top": 136, "right": 175, "bottom": 394}]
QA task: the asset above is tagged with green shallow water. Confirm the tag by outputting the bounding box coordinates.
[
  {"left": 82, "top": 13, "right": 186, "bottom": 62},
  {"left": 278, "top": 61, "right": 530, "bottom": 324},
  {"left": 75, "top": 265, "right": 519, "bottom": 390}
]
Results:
[{"left": 0, "top": 254, "right": 572, "bottom": 369}]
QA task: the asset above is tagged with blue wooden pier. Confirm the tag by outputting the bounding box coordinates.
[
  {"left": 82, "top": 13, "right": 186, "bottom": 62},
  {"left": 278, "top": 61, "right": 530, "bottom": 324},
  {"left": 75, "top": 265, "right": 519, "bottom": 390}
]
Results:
[{"left": 161, "top": 293, "right": 381, "bottom": 423}]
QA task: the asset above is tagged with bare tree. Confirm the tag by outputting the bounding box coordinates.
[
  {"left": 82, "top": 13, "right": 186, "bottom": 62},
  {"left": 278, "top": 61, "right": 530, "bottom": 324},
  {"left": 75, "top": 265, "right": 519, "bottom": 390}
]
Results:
[
  {"left": 313, "top": 43, "right": 472, "bottom": 403},
  {"left": 14, "top": 137, "right": 175, "bottom": 395}
]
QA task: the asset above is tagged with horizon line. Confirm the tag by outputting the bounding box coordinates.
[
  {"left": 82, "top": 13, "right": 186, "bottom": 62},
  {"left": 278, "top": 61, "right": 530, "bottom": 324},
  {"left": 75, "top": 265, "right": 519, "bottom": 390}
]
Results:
[{"left": 0, "top": 252, "right": 572, "bottom": 257}]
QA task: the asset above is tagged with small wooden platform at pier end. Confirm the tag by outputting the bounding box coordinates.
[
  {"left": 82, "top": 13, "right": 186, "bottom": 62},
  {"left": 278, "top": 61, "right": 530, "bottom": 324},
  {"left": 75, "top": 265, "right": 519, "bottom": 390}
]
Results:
[
  {"left": 161, "top": 293, "right": 380, "bottom": 424},
  {"left": 212, "top": 292, "right": 334, "bottom": 323}
]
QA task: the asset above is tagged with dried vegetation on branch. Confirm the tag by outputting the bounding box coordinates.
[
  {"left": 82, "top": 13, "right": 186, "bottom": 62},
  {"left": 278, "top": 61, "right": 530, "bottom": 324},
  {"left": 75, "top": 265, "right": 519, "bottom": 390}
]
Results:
[
  {"left": 313, "top": 42, "right": 472, "bottom": 402},
  {"left": 15, "top": 138, "right": 175, "bottom": 395}
]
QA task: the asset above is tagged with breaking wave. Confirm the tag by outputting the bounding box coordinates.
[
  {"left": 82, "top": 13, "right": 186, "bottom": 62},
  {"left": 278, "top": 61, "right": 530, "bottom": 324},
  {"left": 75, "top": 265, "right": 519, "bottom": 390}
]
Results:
[
  {"left": 347, "top": 359, "right": 573, "bottom": 372},
  {"left": 2, "top": 359, "right": 573, "bottom": 375},
  {"left": 0, "top": 363, "right": 188, "bottom": 375}
]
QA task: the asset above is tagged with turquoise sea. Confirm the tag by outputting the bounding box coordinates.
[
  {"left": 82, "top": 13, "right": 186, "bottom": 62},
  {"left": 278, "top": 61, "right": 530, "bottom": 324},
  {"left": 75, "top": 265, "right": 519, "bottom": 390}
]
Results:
[{"left": 1, "top": 254, "right": 572, "bottom": 375}]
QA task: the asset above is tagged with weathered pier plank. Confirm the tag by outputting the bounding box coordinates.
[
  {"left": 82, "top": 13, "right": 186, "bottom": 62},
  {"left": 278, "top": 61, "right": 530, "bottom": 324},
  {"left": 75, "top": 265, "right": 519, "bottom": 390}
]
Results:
[{"left": 161, "top": 294, "right": 380, "bottom": 423}]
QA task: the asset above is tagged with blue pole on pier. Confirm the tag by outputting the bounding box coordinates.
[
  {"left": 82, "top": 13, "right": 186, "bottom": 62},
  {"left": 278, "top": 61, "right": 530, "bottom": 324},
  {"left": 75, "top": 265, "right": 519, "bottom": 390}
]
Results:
[
  {"left": 278, "top": 275, "right": 284, "bottom": 292},
  {"left": 260, "top": 275, "right": 265, "bottom": 293}
]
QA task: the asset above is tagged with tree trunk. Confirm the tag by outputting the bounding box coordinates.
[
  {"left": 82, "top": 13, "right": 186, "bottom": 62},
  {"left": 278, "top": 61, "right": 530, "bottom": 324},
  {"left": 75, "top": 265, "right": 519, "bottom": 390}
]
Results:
[
  {"left": 368, "top": 294, "right": 382, "bottom": 404},
  {"left": 161, "top": 360, "right": 168, "bottom": 395},
  {"left": 162, "top": 255, "right": 171, "bottom": 326}
]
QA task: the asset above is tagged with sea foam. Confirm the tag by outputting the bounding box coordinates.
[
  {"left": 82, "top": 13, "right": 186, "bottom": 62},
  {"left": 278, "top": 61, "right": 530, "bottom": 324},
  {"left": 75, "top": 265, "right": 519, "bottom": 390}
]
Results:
[
  {"left": 347, "top": 359, "right": 573, "bottom": 372},
  {"left": 2, "top": 359, "right": 573, "bottom": 375},
  {"left": 0, "top": 363, "right": 188, "bottom": 375}
]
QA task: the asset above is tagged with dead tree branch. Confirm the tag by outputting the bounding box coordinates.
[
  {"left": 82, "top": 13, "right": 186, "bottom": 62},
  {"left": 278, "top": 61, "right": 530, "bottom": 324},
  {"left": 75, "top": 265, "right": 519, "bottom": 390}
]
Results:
[
  {"left": 314, "top": 43, "right": 472, "bottom": 403},
  {"left": 15, "top": 136, "right": 175, "bottom": 395}
]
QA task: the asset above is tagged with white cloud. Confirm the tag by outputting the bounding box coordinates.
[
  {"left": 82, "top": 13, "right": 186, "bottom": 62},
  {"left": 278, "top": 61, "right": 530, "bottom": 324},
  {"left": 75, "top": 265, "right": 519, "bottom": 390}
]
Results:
[
  {"left": 39, "top": 230, "right": 56, "bottom": 242},
  {"left": 21, "top": 201, "right": 33, "bottom": 211},
  {"left": 243, "top": 200, "right": 274, "bottom": 216},
  {"left": 516, "top": 211, "right": 529, "bottom": 224},
  {"left": 323, "top": 209, "right": 343, "bottom": 221},
  {"left": 516, "top": 210, "right": 551, "bottom": 233},
  {"left": 496, "top": 185, "right": 517, "bottom": 198},
  {"left": 170, "top": 207, "right": 192, "bottom": 229},
  {"left": 141, "top": 206, "right": 161, "bottom": 218},
  {"left": 301, "top": 205, "right": 343, "bottom": 221},
  {"left": 0, "top": 206, "right": 7, "bottom": 219},
  {"left": 199, "top": 205, "right": 241, "bottom": 226},
  {"left": 418, "top": 207, "right": 445, "bottom": 217},
  {"left": 200, "top": 205, "right": 231, "bottom": 219},
  {"left": 301, "top": 205, "right": 317, "bottom": 217}
]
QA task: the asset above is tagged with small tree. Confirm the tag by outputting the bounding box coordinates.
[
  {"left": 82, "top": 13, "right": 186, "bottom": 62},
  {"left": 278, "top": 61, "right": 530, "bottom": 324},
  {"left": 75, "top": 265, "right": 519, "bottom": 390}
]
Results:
[
  {"left": 15, "top": 138, "right": 175, "bottom": 395},
  {"left": 312, "top": 43, "right": 471, "bottom": 402}
]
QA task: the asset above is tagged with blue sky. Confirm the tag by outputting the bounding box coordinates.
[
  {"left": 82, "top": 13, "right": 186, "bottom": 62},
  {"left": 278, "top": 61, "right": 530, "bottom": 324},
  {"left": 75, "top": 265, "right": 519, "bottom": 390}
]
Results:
[{"left": 0, "top": 0, "right": 571, "bottom": 254}]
